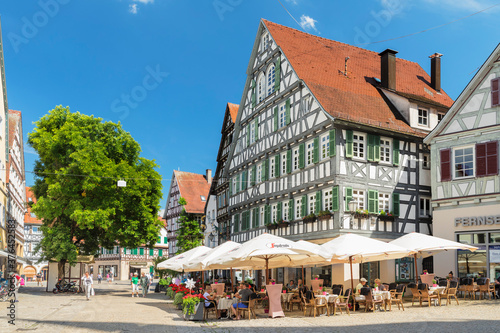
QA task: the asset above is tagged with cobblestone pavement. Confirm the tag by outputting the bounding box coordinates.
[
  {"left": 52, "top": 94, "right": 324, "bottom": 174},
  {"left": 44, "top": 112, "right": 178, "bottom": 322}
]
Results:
[{"left": 1, "top": 281, "right": 499, "bottom": 332}]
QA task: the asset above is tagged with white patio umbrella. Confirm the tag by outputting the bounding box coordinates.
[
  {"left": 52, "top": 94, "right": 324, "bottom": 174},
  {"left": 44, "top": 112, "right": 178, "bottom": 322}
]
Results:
[
  {"left": 320, "top": 233, "right": 414, "bottom": 307},
  {"left": 156, "top": 246, "right": 211, "bottom": 271},
  {"left": 210, "top": 233, "right": 331, "bottom": 282},
  {"left": 389, "top": 232, "right": 478, "bottom": 282}
]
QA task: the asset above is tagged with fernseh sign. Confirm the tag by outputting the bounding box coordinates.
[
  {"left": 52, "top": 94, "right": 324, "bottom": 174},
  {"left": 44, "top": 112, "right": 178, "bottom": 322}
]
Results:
[{"left": 455, "top": 215, "right": 500, "bottom": 227}]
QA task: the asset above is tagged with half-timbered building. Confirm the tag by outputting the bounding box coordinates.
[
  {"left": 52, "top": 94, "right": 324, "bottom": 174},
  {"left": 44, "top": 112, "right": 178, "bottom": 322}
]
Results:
[
  {"left": 163, "top": 170, "right": 212, "bottom": 257},
  {"left": 425, "top": 44, "right": 500, "bottom": 281},
  {"left": 224, "top": 20, "right": 454, "bottom": 285}
]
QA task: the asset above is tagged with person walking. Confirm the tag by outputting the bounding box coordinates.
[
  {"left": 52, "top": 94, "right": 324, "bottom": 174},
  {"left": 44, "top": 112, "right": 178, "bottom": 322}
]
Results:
[
  {"left": 97, "top": 273, "right": 102, "bottom": 284},
  {"left": 81, "top": 272, "right": 93, "bottom": 301},
  {"left": 140, "top": 273, "right": 149, "bottom": 298},
  {"left": 36, "top": 273, "right": 42, "bottom": 286},
  {"left": 131, "top": 272, "right": 139, "bottom": 297}
]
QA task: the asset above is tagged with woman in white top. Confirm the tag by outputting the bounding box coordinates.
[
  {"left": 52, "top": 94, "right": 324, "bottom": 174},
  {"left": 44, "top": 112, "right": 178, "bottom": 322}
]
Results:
[{"left": 81, "top": 272, "right": 93, "bottom": 301}]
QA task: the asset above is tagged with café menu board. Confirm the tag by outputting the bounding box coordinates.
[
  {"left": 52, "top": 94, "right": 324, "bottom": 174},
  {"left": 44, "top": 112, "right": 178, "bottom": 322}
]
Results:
[{"left": 490, "top": 245, "right": 500, "bottom": 263}]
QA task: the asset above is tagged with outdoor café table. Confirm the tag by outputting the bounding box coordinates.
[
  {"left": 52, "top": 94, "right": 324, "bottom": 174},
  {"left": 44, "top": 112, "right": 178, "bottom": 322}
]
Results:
[
  {"left": 266, "top": 284, "right": 285, "bottom": 318},
  {"left": 217, "top": 297, "right": 237, "bottom": 318},
  {"left": 429, "top": 286, "right": 446, "bottom": 305},
  {"left": 315, "top": 294, "right": 339, "bottom": 316},
  {"left": 280, "top": 292, "right": 295, "bottom": 311},
  {"left": 372, "top": 290, "right": 391, "bottom": 310}
]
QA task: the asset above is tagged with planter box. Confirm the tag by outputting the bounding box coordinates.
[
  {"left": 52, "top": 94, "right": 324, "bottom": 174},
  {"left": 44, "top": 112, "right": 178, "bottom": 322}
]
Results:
[
  {"left": 378, "top": 215, "right": 395, "bottom": 221},
  {"left": 183, "top": 302, "right": 204, "bottom": 321},
  {"left": 177, "top": 304, "right": 183, "bottom": 310},
  {"left": 277, "top": 222, "right": 290, "bottom": 228},
  {"left": 266, "top": 224, "right": 278, "bottom": 230},
  {"left": 353, "top": 213, "right": 369, "bottom": 219},
  {"left": 318, "top": 214, "right": 332, "bottom": 221},
  {"left": 303, "top": 217, "right": 317, "bottom": 223}
]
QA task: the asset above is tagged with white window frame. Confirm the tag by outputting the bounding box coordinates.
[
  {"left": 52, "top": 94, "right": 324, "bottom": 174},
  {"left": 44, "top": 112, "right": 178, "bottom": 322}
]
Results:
[
  {"left": 379, "top": 137, "right": 392, "bottom": 164},
  {"left": 418, "top": 108, "right": 429, "bottom": 127},
  {"left": 249, "top": 121, "right": 256, "bottom": 145},
  {"left": 267, "top": 64, "right": 275, "bottom": 96},
  {"left": 293, "top": 147, "right": 300, "bottom": 171},
  {"left": 422, "top": 153, "right": 430, "bottom": 169},
  {"left": 437, "top": 113, "right": 444, "bottom": 123},
  {"left": 257, "top": 163, "right": 262, "bottom": 183},
  {"left": 283, "top": 200, "right": 289, "bottom": 221},
  {"left": 306, "top": 140, "right": 314, "bottom": 166},
  {"left": 453, "top": 146, "right": 475, "bottom": 179},
  {"left": 295, "top": 197, "right": 302, "bottom": 219},
  {"left": 248, "top": 168, "right": 253, "bottom": 186},
  {"left": 352, "top": 189, "right": 365, "bottom": 211},
  {"left": 378, "top": 192, "right": 390, "bottom": 214},
  {"left": 281, "top": 152, "right": 287, "bottom": 175},
  {"left": 323, "top": 189, "right": 333, "bottom": 212},
  {"left": 270, "top": 159, "right": 276, "bottom": 179},
  {"left": 260, "top": 206, "right": 265, "bottom": 226},
  {"left": 261, "top": 32, "right": 270, "bottom": 51},
  {"left": 320, "top": 133, "right": 330, "bottom": 160},
  {"left": 353, "top": 132, "right": 366, "bottom": 160},
  {"left": 419, "top": 197, "right": 431, "bottom": 217},
  {"left": 308, "top": 193, "right": 316, "bottom": 215},
  {"left": 257, "top": 74, "right": 265, "bottom": 103},
  {"left": 278, "top": 103, "right": 286, "bottom": 129},
  {"left": 271, "top": 204, "right": 278, "bottom": 223}
]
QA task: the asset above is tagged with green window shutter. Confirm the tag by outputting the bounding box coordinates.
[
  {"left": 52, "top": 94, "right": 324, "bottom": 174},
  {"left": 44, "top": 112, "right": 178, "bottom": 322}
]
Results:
[
  {"left": 393, "top": 193, "right": 400, "bottom": 217},
  {"left": 329, "top": 129, "right": 336, "bottom": 157},
  {"left": 346, "top": 130, "right": 353, "bottom": 158},
  {"left": 301, "top": 195, "right": 307, "bottom": 217},
  {"left": 299, "top": 143, "right": 305, "bottom": 169},
  {"left": 286, "top": 150, "right": 292, "bottom": 174},
  {"left": 235, "top": 173, "right": 240, "bottom": 193},
  {"left": 159, "top": 249, "right": 163, "bottom": 257},
  {"left": 374, "top": 135, "right": 380, "bottom": 162},
  {"left": 262, "top": 159, "right": 268, "bottom": 181},
  {"left": 275, "top": 154, "right": 280, "bottom": 177},
  {"left": 393, "top": 139, "right": 400, "bottom": 166},
  {"left": 368, "top": 190, "right": 378, "bottom": 214},
  {"left": 288, "top": 199, "right": 294, "bottom": 220},
  {"left": 251, "top": 165, "right": 256, "bottom": 186},
  {"left": 274, "top": 106, "right": 278, "bottom": 131},
  {"left": 285, "top": 99, "right": 291, "bottom": 125},
  {"left": 332, "top": 186, "right": 339, "bottom": 212},
  {"left": 123, "top": 248, "right": 126, "bottom": 255},
  {"left": 313, "top": 137, "right": 320, "bottom": 164},
  {"left": 164, "top": 237, "right": 167, "bottom": 244},
  {"left": 345, "top": 187, "right": 353, "bottom": 211},
  {"left": 241, "top": 171, "right": 247, "bottom": 191},
  {"left": 367, "top": 134, "right": 375, "bottom": 162},
  {"left": 254, "top": 118, "right": 259, "bottom": 142},
  {"left": 242, "top": 211, "right": 247, "bottom": 230},
  {"left": 247, "top": 211, "right": 251, "bottom": 230},
  {"left": 247, "top": 124, "right": 250, "bottom": 147},
  {"left": 251, "top": 79, "right": 256, "bottom": 108},
  {"left": 229, "top": 179, "right": 232, "bottom": 196},
  {"left": 265, "top": 205, "right": 270, "bottom": 225},
  {"left": 274, "top": 56, "right": 281, "bottom": 91},
  {"left": 277, "top": 202, "right": 282, "bottom": 221},
  {"left": 140, "top": 248, "right": 144, "bottom": 256},
  {"left": 315, "top": 191, "right": 322, "bottom": 214},
  {"left": 234, "top": 214, "right": 239, "bottom": 233},
  {"left": 252, "top": 208, "right": 258, "bottom": 228},
  {"left": 149, "top": 249, "right": 154, "bottom": 256}
]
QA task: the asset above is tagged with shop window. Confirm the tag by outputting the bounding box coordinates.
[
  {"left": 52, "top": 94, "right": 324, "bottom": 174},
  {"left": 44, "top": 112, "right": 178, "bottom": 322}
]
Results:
[{"left": 489, "top": 233, "right": 500, "bottom": 243}]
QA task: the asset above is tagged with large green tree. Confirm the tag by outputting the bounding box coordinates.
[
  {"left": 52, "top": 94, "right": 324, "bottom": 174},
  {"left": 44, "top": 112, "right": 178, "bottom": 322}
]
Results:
[
  {"left": 175, "top": 197, "right": 203, "bottom": 254},
  {"left": 29, "top": 106, "right": 163, "bottom": 278}
]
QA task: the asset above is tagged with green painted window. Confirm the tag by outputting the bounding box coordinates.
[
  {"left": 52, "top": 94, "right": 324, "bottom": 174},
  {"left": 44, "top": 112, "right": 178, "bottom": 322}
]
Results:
[
  {"left": 301, "top": 195, "right": 307, "bottom": 217},
  {"left": 393, "top": 193, "right": 400, "bottom": 217},
  {"left": 285, "top": 99, "right": 291, "bottom": 125},
  {"left": 159, "top": 249, "right": 163, "bottom": 257},
  {"left": 313, "top": 137, "right": 320, "bottom": 164},
  {"left": 299, "top": 143, "right": 305, "bottom": 169},
  {"left": 288, "top": 199, "right": 294, "bottom": 220},
  {"left": 315, "top": 191, "right": 322, "bottom": 213},
  {"left": 274, "top": 106, "right": 279, "bottom": 131},
  {"left": 332, "top": 186, "right": 339, "bottom": 212},
  {"left": 329, "top": 129, "right": 336, "bottom": 157},
  {"left": 139, "top": 248, "right": 144, "bottom": 256},
  {"left": 393, "top": 139, "right": 400, "bottom": 166},
  {"left": 251, "top": 79, "right": 256, "bottom": 108},
  {"left": 149, "top": 249, "right": 154, "bottom": 256},
  {"left": 345, "top": 187, "right": 353, "bottom": 211},
  {"left": 286, "top": 150, "right": 292, "bottom": 174},
  {"left": 367, "top": 134, "right": 380, "bottom": 162},
  {"left": 164, "top": 237, "right": 168, "bottom": 244},
  {"left": 368, "top": 190, "right": 378, "bottom": 214},
  {"left": 274, "top": 56, "right": 281, "bottom": 91}
]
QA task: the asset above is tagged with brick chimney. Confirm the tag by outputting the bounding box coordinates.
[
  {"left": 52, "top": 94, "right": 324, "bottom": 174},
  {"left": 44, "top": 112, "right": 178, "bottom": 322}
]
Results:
[
  {"left": 206, "top": 169, "right": 212, "bottom": 184},
  {"left": 378, "top": 49, "right": 398, "bottom": 91},
  {"left": 430, "top": 53, "right": 442, "bottom": 92}
]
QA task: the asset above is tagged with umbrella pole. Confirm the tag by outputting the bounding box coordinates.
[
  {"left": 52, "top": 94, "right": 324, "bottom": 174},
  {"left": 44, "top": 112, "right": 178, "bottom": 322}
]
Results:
[
  {"left": 202, "top": 271, "right": 204, "bottom": 288},
  {"left": 414, "top": 253, "right": 418, "bottom": 283},
  {"left": 302, "top": 265, "right": 304, "bottom": 287},
  {"left": 230, "top": 268, "right": 233, "bottom": 287},
  {"left": 266, "top": 258, "right": 269, "bottom": 286},
  {"left": 350, "top": 256, "right": 355, "bottom": 312}
]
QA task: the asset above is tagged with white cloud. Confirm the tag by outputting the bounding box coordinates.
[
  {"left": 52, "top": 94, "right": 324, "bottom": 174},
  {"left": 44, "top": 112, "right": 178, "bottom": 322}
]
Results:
[
  {"left": 299, "top": 15, "right": 317, "bottom": 31},
  {"left": 422, "top": 0, "right": 497, "bottom": 11},
  {"left": 285, "top": 0, "right": 298, "bottom": 4},
  {"left": 133, "top": 0, "right": 154, "bottom": 4},
  {"left": 129, "top": 4, "right": 138, "bottom": 14}
]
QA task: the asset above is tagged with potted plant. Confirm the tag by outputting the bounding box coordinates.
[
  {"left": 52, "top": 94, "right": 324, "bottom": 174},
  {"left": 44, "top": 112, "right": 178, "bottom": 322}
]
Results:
[
  {"left": 317, "top": 210, "right": 332, "bottom": 221},
  {"left": 378, "top": 210, "right": 395, "bottom": 221},
  {"left": 354, "top": 209, "right": 369, "bottom": 219},
  {"left": 173, "top": 292, "right": 185, "bottom": 310},
  {"left": 266, "top": 222, "right": 278, "bottom": 230},
  {"left": 303, "top": 214, "right": 317, "bottom": 223},
  {"left": 277, "top": 219, "right": 289, "bottom": 227},
  {"left": 182, "top": 293, "right": 205, "bottom": 321}
]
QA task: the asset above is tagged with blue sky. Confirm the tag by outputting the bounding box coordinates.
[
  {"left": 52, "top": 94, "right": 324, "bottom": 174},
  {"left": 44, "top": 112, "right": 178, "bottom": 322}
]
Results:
[{"left": 1, "top": 0, "right": 499, "bottom": 210}]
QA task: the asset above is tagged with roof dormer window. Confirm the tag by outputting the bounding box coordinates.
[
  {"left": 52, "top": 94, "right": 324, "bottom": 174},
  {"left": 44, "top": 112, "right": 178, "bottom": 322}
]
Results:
[{"left": 418, "top": 108, "right": 428, "bottom": 127}]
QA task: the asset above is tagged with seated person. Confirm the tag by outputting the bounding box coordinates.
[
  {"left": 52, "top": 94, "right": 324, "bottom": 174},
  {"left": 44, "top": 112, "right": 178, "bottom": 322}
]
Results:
[
  {"left": 231, "top": 283, "right": 253, "bottom": 320},
  {"left": 297, "top": 279, "right": 303, "bottom": 288},
  {"left": 447, "top": 271, "right": 458, "bottom": 282},
  {"left": 374, "top": 279, "right": 387, "bottom": 291},
  {"left": 495, "top": 275, "right": 500, "bottom": 299},
  {"left": 287, "top": 279, "right": 296, "bottom": 290},
  {"left": 355, "top": 278, "right": 368, "bottom": 295},
  {"left": 203, "top": 286, "right": 220, "bottom": 318}
]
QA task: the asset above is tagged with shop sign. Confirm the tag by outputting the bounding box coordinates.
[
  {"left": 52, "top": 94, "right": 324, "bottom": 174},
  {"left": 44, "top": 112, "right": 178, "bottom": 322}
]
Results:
[
  {"left": 490, "top": 246, "right": 500, "bottom": 263},
  {"left": 454, "top": 215, "right": 500, "bottom": 227}
]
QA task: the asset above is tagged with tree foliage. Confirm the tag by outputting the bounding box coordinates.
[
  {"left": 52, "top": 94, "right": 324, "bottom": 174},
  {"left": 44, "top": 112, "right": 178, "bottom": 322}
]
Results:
[
  {"left": 175, "top": 197, "right": 203, "bottom": 254},
  {"left": 29, "top": 106, "right": 163, "bottom": 272}
]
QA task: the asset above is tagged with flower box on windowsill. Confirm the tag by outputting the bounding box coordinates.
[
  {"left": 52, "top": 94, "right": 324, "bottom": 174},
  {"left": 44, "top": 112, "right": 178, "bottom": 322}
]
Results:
[
  {"left": 353, "top": 213, "right": 370, "bottom": 219},
  {"left": 277, "top": 221, "right": 290, "bottom": 228},
  {"left": 302, "top": 216, "right": 317, "bottom": 223},
  {"left": 318, "top": 213, "right": 333, "bottom": 221},
  {"left": 266, "top": 224, "right": 278, "bottom": 230},
  {"left": 378, "top": 215, "right": 395, "bottom": 221}
]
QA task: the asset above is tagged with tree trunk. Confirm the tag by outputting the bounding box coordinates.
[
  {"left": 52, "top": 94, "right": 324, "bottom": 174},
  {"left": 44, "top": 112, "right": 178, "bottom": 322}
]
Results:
[{"left": 58, "top": 259, "right": 66, "bottom": 280}]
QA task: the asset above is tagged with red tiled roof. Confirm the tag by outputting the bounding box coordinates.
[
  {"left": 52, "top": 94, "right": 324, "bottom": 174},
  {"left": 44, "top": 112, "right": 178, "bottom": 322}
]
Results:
[
  {"left": 227, "top": 103, "right": 239, "bottom": 123},
  {"left": 158, "top": 215, "right": 167, "bottom": 229},
  {"left": 263, "top": 20, "right": 454, "bottom": 137},
  {"left": 25, "top": 187, "right": 42, "bottom": 225},
  {"left": 174, "top": 171, "right": 211, "bottom": 214}
]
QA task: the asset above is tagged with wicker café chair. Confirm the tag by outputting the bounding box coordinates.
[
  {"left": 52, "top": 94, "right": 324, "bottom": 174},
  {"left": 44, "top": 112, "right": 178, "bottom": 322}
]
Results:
[
  {"left": 237, "top": 298, "right": 257, "bottom": 320},
  {"left": 365, "top": 289, "right": 385, "bottom": 312},
  {"left": 389, "top": 284, "right": 406, "bottom": 311},
  {"left": 388, "top": 283, "right": 398, "bottom": 293},
  {"left": 408, "top": 282, "right": 421, "bottom": 306},
  {"left": 357, "top": 287, "right": 371, "bottom": 311},
  {"left": 203, "top": 300, "right": 218, "bottom": 321},
  {"left": 418, "top": 283, "right": 438, "bottom": 307},
  {"left": 446, "top": 280, "right": 459, "bottom": 305},
  {"left": 478, "top": 278, "right": 495, "bottom": 300},
  {"left": 289, "top": 292, "right": 302, "bottom": 311},
  {"left": 336, "top": 288, "right": 351, "bottom": 315}
]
